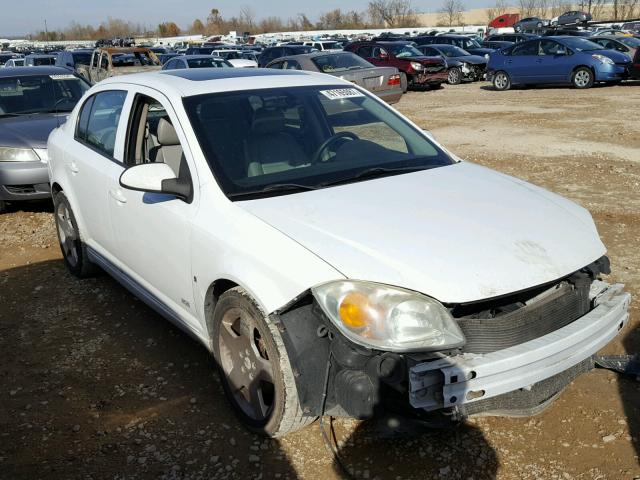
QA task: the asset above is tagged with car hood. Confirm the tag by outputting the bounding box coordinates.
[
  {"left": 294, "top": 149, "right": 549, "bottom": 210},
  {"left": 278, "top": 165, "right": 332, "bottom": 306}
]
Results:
[
  {"left": 0, "top": 113, "right": 65, "bottom": 149},
  {"left": 455, "top": 55, "right": 488, "bottom": 64},
  {"left": 239, "top": 162, "right": 605, "bottom": 304}
]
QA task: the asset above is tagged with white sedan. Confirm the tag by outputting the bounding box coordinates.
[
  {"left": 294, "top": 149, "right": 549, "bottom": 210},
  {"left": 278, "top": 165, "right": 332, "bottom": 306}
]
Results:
[{"left": 47, "top": 68, "right": 630, "bottom": 437}]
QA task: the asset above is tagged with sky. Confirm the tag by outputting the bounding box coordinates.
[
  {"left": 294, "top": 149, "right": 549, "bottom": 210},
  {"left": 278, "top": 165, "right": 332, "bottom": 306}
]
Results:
[{"left": 0, "top": 0, "right": 492, "bottom": 37}]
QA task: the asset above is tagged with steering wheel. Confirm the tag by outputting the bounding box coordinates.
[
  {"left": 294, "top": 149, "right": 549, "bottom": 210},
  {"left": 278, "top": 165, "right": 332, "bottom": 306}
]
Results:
[{"left": 311, "top": 132, "right": 359, "bottom": 164}]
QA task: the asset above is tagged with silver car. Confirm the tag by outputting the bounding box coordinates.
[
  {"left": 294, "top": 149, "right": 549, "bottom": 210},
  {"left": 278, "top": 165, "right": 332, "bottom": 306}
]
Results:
[
  {"left": 0, "top": 67, "right": 89, "bottom": 212},
  {"left": 266, "top": 51, "right": 403, "bottom": 104}
]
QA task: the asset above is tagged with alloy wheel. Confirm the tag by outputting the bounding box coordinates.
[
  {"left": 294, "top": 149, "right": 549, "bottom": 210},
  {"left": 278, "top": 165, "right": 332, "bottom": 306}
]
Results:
[
  {"left": 448, "top": 68, "right": 461, "bottom": 84},
  {"left": 218, "top": 307, "right": 275, "bottom": 421},
  {"left": 56, "top": 203, "right": 79, "bottom": 267},
  {"left": 494, "top": 72, "right": 509, "bottom": 90},
  {"left": 574, "top": 70, "right": 591, "bottom": 88}
]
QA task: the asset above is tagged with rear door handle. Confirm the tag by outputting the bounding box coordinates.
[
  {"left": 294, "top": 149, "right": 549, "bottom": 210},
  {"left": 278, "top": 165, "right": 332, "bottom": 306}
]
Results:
[{"left": 109, "top": 189, "right": 127, "bottom": 204}]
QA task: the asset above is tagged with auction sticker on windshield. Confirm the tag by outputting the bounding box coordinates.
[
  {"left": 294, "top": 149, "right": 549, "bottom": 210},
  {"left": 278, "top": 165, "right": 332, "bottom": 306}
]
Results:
[
  {"left": 49, "top": 75, "right": 77, "bottom": 80},
  {"left": 320, "top": 88, "right": 365, "bottom": 100}
]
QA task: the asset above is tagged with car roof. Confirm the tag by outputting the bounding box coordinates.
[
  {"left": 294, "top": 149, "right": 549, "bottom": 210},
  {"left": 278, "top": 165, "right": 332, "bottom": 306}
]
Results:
[
  {"left": 179, "top": 55, "right": 228, "bottom": 59},
  {"left": 0, "top": 66, "right": 75, "bottom": 77},
  {"left": 98, "top": 68, "right": 348, "bottom": 97}
]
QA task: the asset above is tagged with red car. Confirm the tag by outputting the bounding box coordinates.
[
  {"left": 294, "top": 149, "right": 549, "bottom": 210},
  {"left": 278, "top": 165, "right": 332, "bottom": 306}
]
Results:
[{"left": 345, "top": 41, "right": 448, "bottom": 91}]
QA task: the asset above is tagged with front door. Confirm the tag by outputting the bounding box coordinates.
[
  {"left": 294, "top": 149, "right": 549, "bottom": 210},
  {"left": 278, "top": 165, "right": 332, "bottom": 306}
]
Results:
[{"left": 107, "top": 87, "right": 201, "bottom": 334}]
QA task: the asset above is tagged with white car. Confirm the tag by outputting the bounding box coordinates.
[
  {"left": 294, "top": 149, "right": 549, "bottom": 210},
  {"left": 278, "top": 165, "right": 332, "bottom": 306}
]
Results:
[
  {"left": 211, "top": 50, "right": 258, "bottom": 68},
  {"left": 47, "top": 68, "right": 630, "bottom": 437}
]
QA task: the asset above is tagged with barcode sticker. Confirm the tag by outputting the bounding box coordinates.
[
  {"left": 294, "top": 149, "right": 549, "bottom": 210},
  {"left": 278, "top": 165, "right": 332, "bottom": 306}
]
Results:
[{"left": 320, "top": 88, "right": 365, "bottom": 100}]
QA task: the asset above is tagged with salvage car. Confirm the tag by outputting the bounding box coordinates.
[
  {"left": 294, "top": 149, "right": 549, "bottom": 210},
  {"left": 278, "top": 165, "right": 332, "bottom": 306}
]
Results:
[
  {"left": 265, "top": 51, "right": 403, "bottom": 103},
  {"left": 47, "top": 68, "right": 630, "bottom": 437},
  {"left": 77, "top": 47, "right": 161, "bottom": 84},
  {"left": 552, "top": 10, "right": 593, "bottom": 26},
  {"left": 416, "top": 44, "right": 487, "bottom": 84},
  {"left": 0, "top": 66, "right": 89, "bottom": 212},
  {"left": 488, "top": 36, "right": 631, "bottom": 90},
  {"left": 514, "top": 17, "right": 549, "bottom": 32},
  {"left": 345, "top": 41, "right": 448, "bottom": 91},
  {"left": 25, "top": 54, "right": 57, "bottom": 66},
  {"left": 413, "top": 35, "right": 494, "bottom": 57}
]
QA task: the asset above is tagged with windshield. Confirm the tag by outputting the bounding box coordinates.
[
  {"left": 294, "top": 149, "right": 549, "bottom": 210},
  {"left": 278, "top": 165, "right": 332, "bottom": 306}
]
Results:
[
  {"left": 72, "top": 52, "right": 92, "bottom": 65},
  {"left": 462, "top": 38, "right": 482, "bottom": 49},
  {"left": 437, "top": 45, "right": 470, "bottom": 57},
  {"left": 187, "top": 58, "right": 231, "bottom": 68},
  {"left": 561, "top": 38, "right": 603, "bottom": 51},
  {"left": 390, "top": 44, "right": 424, "bottom": 58},
  {"left": 311, "top": 53, "right": 373, "bottom": 72},
  {"left": 184, "top": 86, "right": 452, "bottom": 199},
  {"left": 0, "top": 74, "right": 89, "bottom": 116}
]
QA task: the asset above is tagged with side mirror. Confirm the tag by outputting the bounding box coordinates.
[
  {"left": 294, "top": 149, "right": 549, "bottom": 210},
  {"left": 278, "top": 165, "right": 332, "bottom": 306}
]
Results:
[
  {"left": 119, "top": 163, "right": 191, "bottom": 200},
  {"left": 423, "top": 129, "right": 435, "bottom": 141}
]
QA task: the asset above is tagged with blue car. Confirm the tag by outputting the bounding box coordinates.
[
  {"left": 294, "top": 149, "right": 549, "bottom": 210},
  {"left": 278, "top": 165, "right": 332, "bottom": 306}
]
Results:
[{"left": 487, "top": 36, "right": 631, "bottom": 90}]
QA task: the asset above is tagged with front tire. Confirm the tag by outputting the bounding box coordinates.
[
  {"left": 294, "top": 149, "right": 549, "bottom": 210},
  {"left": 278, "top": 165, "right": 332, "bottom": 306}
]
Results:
[
  {"left": 572, "top": 67, "right": 594, "bottom": 89},
  {"left": 448, "top": 67, "right": 462, "bottom": 85},
  {"left": 493, "top": 70, "right": 511, "bottom": 91},
  {"left": 212, "top": 287, "right": 314, "bottom": 437},
  {"left": 53, "top": 192, "right": 98, "bottom": 278}
]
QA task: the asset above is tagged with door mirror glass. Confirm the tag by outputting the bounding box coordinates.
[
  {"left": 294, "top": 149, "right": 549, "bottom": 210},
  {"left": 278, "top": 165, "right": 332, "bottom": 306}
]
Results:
[{"left": 120, "top": 163, "right": 189, "bottom": 199}]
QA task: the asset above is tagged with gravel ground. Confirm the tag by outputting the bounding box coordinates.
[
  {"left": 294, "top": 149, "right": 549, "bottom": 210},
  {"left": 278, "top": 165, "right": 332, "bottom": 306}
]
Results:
[{"left": 1, "top": 80, "right": 639, "bottom": 480}]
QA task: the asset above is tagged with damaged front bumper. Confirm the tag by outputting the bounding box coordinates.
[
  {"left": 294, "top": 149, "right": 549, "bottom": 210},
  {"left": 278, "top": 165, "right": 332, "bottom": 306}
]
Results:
[{"left": 409, "top": 281, "right": 630, "bottom": 412}]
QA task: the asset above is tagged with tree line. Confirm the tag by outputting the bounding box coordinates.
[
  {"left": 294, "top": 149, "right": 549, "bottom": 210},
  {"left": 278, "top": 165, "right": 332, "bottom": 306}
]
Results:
[{"left": 30, "top": 0, "right": 421, "bottom": 41}]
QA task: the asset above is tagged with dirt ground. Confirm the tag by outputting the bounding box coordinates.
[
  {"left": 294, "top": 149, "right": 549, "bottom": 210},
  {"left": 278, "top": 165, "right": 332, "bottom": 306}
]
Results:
[{"left": 1, "top": 80, "right": 639, "bottom": 480}]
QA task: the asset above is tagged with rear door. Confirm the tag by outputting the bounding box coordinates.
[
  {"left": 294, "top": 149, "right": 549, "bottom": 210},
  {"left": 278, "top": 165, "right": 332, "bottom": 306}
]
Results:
[
  {"left": 506, "top": 40, "right": 540, "bottom": 82},
  {"left": 65, "top": 89, "right": 128, "bottom": 255}
]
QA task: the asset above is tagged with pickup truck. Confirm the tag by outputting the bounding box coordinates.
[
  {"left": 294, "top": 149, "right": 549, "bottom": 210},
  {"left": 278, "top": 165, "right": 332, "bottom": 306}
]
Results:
[{"left": 77, "top": 48, "right": 161, "bottom": 84}]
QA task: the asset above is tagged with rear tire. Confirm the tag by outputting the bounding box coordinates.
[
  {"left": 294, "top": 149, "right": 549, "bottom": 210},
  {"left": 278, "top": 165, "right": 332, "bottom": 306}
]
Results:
[
  {"left": 400, "top": 72, "right": 408, "bottom": 93},
  {"left": 493, "top": 70, "right": 511, "bottom": 91},
  {"left": 572, "top": 67, "right": 594, "bottom": 89},
  {"left": 53, "top": 192, "right": 99, "bottom": 278},
  {"left": 448, "top": 67, "right": 462, "bottom": 85},
  {"left": 212, "top": 287, "right": 315, "bottom": 437}
]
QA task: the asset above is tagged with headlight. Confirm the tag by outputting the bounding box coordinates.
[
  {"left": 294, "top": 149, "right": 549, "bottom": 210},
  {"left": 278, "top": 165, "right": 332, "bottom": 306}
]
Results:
[
  {"left": 312, "top": 280, "right": 465, "bottom": 352},
  {"left": 592, "top": 54, "right": 614, "bottom": 65},
  {"left": 0, "top": 147, "right": 39, "bottom": 162},
  {"left": 410, "top": 61, "right": 424, "bottom": 71}
]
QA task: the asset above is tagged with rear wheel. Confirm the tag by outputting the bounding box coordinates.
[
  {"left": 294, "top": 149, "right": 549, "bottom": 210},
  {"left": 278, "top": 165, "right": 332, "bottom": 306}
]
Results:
[
  {"left": 400, "top": 72, "right": 408, "bottom": 93},
  {"left": 53, "top": 192, "right": 98, "bottom": 278},
  {"left": 572, "top": 67, "right": 594, "bottom": 89},
  {"left": 448, "top": 67, "right": 462, "bottom": 85},
  {"left": 493, "top": 71, "right": 511, "bottom": 91},
  {"left": 212, "top": 287, "right": 314, "bottom": 437}
]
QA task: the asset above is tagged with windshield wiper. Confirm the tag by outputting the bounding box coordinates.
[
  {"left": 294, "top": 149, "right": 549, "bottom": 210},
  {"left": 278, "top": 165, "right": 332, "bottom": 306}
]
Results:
[
  {"left": 319, "top": 165, "right": 431, "bottom": 188},
  {"left": 228, "top": 183, "right": 319, "bottom": 199}
]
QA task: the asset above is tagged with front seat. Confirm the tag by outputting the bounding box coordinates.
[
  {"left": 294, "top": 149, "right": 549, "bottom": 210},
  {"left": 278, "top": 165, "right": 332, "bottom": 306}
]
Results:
[
  {"left": 244, "top": 108, "right": 308, "bottom": 177},
  {"left": 150, "top": 118, "right": 189, "bottom": 180}
]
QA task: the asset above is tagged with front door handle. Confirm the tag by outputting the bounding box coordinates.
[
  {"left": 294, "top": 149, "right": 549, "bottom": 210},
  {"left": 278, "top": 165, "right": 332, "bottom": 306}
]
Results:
[
  {"left": 109, "top": 189, "right": 127, "bottom": 204},
  {"left": 68, "top": 162, "right": 79, "bottom": 174}
]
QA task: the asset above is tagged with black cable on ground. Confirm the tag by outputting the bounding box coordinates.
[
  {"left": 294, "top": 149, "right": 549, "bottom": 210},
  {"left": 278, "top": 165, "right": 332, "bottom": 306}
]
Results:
[{"left": 318, "top": 350, "right": 355, "bottom": 480}]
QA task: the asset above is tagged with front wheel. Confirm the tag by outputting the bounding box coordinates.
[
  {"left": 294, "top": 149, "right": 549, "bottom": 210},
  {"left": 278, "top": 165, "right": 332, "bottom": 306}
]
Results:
[
  {"left": 212, "top": 287, "right": 314, "bottom": 437},
  {"left": 53, "top": 192, "right": 98, "bottom": 278},
  {"left": 448, "top": 67, "right": 462, "bottom": 85},
  {"left": 572, "top": 67, "right": 594, "bottom": 89},
  {"left": 493, "top": 71, "right": 511, "bottom": 91}
]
